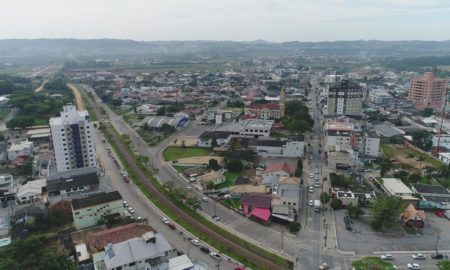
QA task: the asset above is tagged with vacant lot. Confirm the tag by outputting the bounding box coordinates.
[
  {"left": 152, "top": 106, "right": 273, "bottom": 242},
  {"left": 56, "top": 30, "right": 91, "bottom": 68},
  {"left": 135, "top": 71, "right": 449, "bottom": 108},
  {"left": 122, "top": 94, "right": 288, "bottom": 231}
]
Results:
[
  {"left": 163, "top": 146, "right": 210, "bottom": 161},
  {"left": 381, "top": 143, "right": 442, "bottom": 169}
]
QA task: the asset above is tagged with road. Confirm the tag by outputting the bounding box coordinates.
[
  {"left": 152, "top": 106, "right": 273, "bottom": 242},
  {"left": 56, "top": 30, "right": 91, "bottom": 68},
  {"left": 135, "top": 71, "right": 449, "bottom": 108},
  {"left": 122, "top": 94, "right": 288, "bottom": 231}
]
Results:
[
  {"left": 77, "top": 84, "right": 289, "bottom": 270},
  {"left": 67, "top": 83, "right": 85, "bottom": 110}
]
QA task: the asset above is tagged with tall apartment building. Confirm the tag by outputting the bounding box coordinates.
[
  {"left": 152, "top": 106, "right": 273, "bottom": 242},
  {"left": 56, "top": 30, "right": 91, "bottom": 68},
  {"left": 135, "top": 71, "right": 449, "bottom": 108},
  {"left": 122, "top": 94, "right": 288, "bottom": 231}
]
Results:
[
  {"left": 327, "top": 80, "right": 363, "bottom": 116},
  {"left": 408, "top": 72, "right": 448, "bottom": 110},
  {"left": 50, "top": 105, "right": 96, "bottom": 172}
]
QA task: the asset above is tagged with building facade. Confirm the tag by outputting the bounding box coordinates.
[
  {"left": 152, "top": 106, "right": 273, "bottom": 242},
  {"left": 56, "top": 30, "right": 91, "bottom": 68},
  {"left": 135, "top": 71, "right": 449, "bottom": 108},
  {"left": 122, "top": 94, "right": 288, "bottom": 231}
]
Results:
[
  {"left": 408, "top": 72, "right": 448, "bottom": 110},
  {"left": 50, "top": 105, "right": 96, "bottom": 172},
  {"left": 327, "top": 80, "right": 363, "bottom": 116}
]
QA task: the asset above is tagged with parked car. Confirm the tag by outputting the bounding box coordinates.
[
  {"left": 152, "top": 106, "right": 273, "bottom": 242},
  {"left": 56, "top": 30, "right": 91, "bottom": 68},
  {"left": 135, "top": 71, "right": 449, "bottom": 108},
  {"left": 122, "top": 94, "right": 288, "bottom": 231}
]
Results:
[
  {"left": 319, "top": 263, "right": 328, "bottom": 270},
  {"left": 315, "top": 169, "right": 319, "bottom": 174},
  {"left": 168, "top": 223, "right": 176, "bottom": 230},
  {"left": 407, "top": 263, "right": 420, "bottom": 270},
  {"left": 431, "top": 253, "right": 444, "bottom": 259},
  {"left": 123, "top": 201, "right": 129, "bottom": 207},
  {"left": 381, "top": 254, "right": 394, "bottom": 260},
  {"left": 315, "top": 182, "right": 320, "bottom": 188},
  {"left": 190, "top": 239, "right": 200, "bottom": 246},
  {"left": 309, "top": 173, "right": 313, "bottom": 178},
  {"left": 345, "top": 223, "right": 352, "bottom": 231},
  {"left": 210, "top": 252, "right": 222, "bottom": 260},
  {"left": 435, "top": 211, "right": 444, "bottom": 217},
  {"left": 199, "top": 245, "right": 210, "bottom": 254},
  {"left": 309, "top": 200, "right": 314, "bottom": 207},
  {"left": 412, "top": 253, "right": 426, "bottom": 260},
  {"left": 309, "top": 187, "right": 314, "bottom": 193},
  {"left": 187, "top": 186, "right": 192, "bottom": 191},
  {"left": 201, "top": 197, "right": 209, "bottom": 202},
  {"left": 162, "top": 217, "right": 170, "bottom": 224},
  {"left": 315, "top": 176, "right": 319, "bottom": 180},
  {"left": 128, "top": 207, "right": 135, "bottom": 215},
  {"left": 212, "top": 215, "right": 220, "bottom": 221}
]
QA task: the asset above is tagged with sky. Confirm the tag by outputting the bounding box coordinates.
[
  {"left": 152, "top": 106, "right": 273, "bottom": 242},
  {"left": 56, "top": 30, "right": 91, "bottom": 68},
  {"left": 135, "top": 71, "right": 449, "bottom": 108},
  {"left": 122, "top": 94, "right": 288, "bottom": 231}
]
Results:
[{"left": 1, "top": 0, "right": 449, "bottom": 42}]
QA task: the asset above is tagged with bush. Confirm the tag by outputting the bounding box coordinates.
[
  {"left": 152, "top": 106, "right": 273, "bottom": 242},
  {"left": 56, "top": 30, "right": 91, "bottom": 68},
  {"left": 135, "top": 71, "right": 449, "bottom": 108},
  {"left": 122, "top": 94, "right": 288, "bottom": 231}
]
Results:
[
  {"left": 320, "top": 192, "right": 330, "bottom": 204},
  {"left": 287, "top": 222, "right": 301, "bottom": 234},
  {"left": 226, "top": 159, "right": 243, "bottom": 172},
  {"left": 330, "top": 198, "right": 343, "bottom": 209},
  {"left": 330, "top": 173, "right": 350, "bottom": 188}
]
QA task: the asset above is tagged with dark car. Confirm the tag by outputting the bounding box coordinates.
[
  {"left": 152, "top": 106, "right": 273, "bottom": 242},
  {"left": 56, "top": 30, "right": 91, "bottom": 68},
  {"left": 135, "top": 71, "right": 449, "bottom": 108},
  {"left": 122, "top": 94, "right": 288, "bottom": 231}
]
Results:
[
  {"left": 1, "top": 200, "right": 7, "bottom": 208},
  {"left": 168, "top": 223, "right": 176, "bottom": 230},
  {"left": 431, "top": 253, "right": 444, "bottom": 260},
  {"left": 344, "top": 216, "right": 352, "bottom": 225},
  {"left": 345, "top": 223, "right": 352, "bottom": 231},
  {"left": 199, "top": 245, "right": 210, "bottom": 254}
]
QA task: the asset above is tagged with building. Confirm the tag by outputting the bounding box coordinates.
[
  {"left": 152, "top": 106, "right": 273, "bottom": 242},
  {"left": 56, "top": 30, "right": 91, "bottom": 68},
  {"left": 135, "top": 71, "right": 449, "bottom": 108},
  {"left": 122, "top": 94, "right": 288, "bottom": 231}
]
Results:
[
  {"left": 402, "top": 204, "right": 425, "bottom": 228},
  {"left": 0, "top": 175, "right": 15, "bottom": 203},
  {"left": 411, "top": 183, "right": 450, "bottom": 210},
  {"left": 135, "top": 104, "right": 162, "bottom": 115},
  {"left": 239, "top": 119, "right": 274, "bottom": 139},
  {"left": 260, "top": 162, "right": 296, "bottom": 186},
  {"left": 327, "top": 80, "right": 363, "bottom": 116},
  {"left": 93, "top": 232, "right": 176, "bottom": 270},
  {"left": 243, "top": 89, "right": 286, "bottom": 120},
  {"left": 197, "top": 171, "right": 225, "bottom": 187},
  {"left": 16, "top": 179, "right": 47, "bottom": 204},
  {"left": 197, "top": 131, "right": 232, "bottom": 148},
  {"left": 248, "top": 136, "right": 304, "bottom": 157},
  {"left": 7, "top": 140, "right": 33, "bottom": 160},
  {"left": 47, "top": 172, "right": 99, "bottom": 197},
  {"left": 50, "top": 105, "right": 96, "bottom": 172},
  {"left": 408, "top": 72, "right": 448, "bottom": 110},
  {"left": 206, "top": 110, "right": 233, "bottom": 125},
  {"left": 380, "top": 178, "right": 417, "bottom": 203},
  {"left": 438, "top": 152, "right": 450, "bottom": 165},
  {"left": 140, "top": 116, "right": 189, "bottom": 130},
  {"left": 334, "top": 190, "right": 375, "bottom": 207},
  {"left": 273, "top": 184, "right": 302, "bottom": 210},
  {"left": 71, "top": 191, "right": 124, "bottom": 230}
]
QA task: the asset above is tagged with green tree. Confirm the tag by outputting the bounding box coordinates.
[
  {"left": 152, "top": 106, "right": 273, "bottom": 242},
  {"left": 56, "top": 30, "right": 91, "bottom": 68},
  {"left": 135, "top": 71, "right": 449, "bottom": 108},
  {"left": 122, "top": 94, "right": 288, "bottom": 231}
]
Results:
[
  {"left": 287, "top": 222, "right": 301, "bottom": 234},
  {"left": 185, "top": 196, "right": 201, "bottom": 210},
  {"left": 160, "top": 123, "right": 176, "bottom": 134},
  {"left": 226, "top": 159, "right": 243, "bottom": 172},
  {"left": 295, "top": 158, "right": 303, "bottom": 177},
  {"left": 370, "top": 196, "right": 404, "bottom": 231},
  {"left": 347, "top": 203, "right": 364, "bottom": 218},
  {"left": 111, "top": 98, "right": 122, "bottom": 107},
  {"left": 320, "top": 192, "right": 330, "bottom": 204},
  {"left": 380, "top": 158, "right": 393, "bottom": 177},
  {"left": 330, "top": 198, "right": 343, "bottom": 209},
  {"left": 287, "top": 119, "right": 310, "bottom": 134},
  {"left": 208, "top": 159, "right": 221, "bottom": 171},
  {"left": 438, "top": 261, "right": 450, "bottom": 270},
  {"left": 6, "top": 115, "right": 35, "bottom": 129},
  {"left": 156, "top": 106, "right": 166, "bottom": 116},
  {"left": 412, "top": 130, "right": 432, "bottom": 150},
  {"left": 352, "top": 257, "right": 396, "bottom": 270}
]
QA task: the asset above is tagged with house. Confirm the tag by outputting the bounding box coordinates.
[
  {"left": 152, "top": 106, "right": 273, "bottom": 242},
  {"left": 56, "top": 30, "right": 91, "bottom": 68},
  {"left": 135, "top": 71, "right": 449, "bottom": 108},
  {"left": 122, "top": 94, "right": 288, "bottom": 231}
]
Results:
[
  {"left": 0, "top": 175, "right": 16, "bottom": 203},
  {"left": 7, "top": 140, "right": 33, "bottom": 160},
  {"left": 197, "top": 131, "right": 232, "bottom": 148},
  {"left": 197, "top": 171, "right": 225, "bottom": 187},
  {"left": 402, "top": 204, "right": 425, "bottom": 228},
  {"left": 272, "top": 184, "right": 302, "bottom": 211},
  {"left": 71, "top": 191, "right": 124, "bottom": 230},
  {"left": 411, "top": 183, "right": 450, "bottom": 210},
  {"left": 135, "top": 104, "right": 162, "bottom": 115},
  {"left": 16, "top": 179, "right": 47, "bottom": 204},
  {"left": 248, "top": 136, "right": 305, "bottom": 157},
  {"left": 278, "top": 176, "right": 301, "bottom": 185},
  {"left": 229, "top": 184, "right": 268, "bottom": 197},
  {"left": 259, "top": 162, "right": 296, "bottom": 186},
  {"left": 241, "top": 193, "right": 271, "bottom": 215},
  {"left": 182, "top": 166, "right": 207, "bottom": 178},
  {"left": 92, "top": 232, "right": 177, "bottom": 270},
  {"left": 47, "top": 172, "right": 99, "bottom": 197}
]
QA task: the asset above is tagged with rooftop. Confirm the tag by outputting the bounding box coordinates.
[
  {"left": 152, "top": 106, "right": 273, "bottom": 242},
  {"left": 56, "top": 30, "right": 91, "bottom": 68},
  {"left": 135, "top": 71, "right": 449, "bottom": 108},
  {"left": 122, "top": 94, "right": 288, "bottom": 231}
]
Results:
[
  {"left": 411, "top": 183, "right": 450, "bottom": 196},
  {"left": 263, "top": 162, "right": 296, "bottom": 175},
  {"left": 325, "top": 122, "right": 354, "bottom": 131},
  {"left": 47, "top": 172, "right": 99, "bottom": 192},
  {"left": 381, "top": 178, "right": 413, "bottom": 195},
  {"left": 72, "top": 191, "right": 122, "bottom": 210},
  {"left": 276, "top": 184, "right": 302, "bottom": 198},
  {"left": 246, "top": 102, "right": 281, "bottom": 111},
  {"left": 242, "top": 119, "right": 274, "bottom": 129},
  {"left": 198, "top": 131, "right": 232, "bottom": 140},
  {"left": 16, "top": 179, "right": 47, "bottom": 198}
]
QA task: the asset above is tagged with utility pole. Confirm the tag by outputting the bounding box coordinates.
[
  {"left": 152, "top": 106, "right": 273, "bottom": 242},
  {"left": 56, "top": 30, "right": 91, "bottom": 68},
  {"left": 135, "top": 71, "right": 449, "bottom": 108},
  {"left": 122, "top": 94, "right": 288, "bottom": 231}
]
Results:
[
  {"left": 435, "top": 233, "right": 440, "bottom": 254},
  {"left": 281, "top": 230, "right": 284, "bottom": 251}
]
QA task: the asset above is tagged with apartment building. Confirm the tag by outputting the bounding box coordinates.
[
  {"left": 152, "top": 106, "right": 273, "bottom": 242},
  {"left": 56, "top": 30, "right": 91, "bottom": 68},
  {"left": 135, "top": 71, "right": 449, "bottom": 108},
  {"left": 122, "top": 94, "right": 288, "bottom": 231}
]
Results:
[
  {"left": 50, "top": 105, "right": 96, "bottom": 172},
  {"left": 327, "top": 80, "right": 363, "bottom": 116},
  {"left": 408, "top": 72, "right": 448, "bottom": 110}
]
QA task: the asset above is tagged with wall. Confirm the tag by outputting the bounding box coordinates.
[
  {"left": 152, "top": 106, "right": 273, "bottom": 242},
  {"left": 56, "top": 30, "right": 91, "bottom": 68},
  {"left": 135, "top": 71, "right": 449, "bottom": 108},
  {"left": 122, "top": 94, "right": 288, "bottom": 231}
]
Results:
[{"left": 73, "top": 200, "right": 124, "bottom": 230}]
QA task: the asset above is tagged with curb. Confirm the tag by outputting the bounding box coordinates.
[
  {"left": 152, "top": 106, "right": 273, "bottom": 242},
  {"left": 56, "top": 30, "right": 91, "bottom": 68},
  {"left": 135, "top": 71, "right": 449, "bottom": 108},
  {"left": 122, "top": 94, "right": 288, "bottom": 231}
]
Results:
[{"left": 373, "top": 250, "right": 450, "bottom": 255}]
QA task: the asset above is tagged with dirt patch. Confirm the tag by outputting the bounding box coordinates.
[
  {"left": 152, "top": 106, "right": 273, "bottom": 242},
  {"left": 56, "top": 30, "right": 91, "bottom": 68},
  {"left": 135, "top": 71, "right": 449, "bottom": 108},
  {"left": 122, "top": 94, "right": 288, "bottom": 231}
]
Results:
[{"left": 67, "top": 83, "right": 84, "bottom": 110}]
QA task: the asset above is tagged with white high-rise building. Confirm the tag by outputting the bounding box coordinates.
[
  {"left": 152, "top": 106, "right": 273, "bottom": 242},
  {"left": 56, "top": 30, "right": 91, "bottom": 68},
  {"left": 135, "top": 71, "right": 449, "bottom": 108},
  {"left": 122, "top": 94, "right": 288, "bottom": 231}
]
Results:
[{"left": 50, "top": 105, "right": 96, "bottom": 172}]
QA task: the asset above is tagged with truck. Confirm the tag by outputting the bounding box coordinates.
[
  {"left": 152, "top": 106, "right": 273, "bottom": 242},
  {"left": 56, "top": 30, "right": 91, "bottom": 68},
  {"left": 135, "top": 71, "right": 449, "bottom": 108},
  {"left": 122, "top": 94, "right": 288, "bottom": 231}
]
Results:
[{"left": 314, "top": 200, "right": 321, "bottom": 212}]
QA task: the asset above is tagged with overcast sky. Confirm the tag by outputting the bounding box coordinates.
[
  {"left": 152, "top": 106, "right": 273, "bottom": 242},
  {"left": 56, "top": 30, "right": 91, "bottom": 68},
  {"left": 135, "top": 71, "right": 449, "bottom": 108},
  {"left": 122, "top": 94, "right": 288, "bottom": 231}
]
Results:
[{"left": 1, "top": 0, "right": 449, "bottom": 42}]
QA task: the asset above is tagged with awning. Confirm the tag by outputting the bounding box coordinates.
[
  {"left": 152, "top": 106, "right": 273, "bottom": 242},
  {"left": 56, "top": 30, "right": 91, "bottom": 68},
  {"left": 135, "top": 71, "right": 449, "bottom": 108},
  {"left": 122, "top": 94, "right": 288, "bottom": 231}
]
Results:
[{"left": 249, "top": 208, "right": 271, "bottom": 222}]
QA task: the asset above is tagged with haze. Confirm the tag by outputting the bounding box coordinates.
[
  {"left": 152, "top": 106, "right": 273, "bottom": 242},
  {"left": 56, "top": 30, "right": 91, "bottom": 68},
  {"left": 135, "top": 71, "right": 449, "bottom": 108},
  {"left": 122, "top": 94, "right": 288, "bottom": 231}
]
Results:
[{"left": 1, "top": 0, "right": 450, "bottom": 41}]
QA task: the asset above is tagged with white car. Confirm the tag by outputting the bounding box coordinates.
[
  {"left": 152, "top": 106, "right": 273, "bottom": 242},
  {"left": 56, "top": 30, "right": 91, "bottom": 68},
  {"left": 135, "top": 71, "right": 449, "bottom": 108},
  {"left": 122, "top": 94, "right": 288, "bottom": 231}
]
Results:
[
  {"left": 128, "top": 207, "right": 135, "bottom": 214},
  {"left": 187, "top": 186, "right": 192, "bottom": 191},
  {"left": 319, "top": 263, "right": 328, "bottom": 270},
  {"left": 309, "top": 200, "right": 314, "bottom": 206},
  {"left": 191, "top": 239, "right": 200, "bottom": 246},
  {"left": 315, "top": 169, "right": 319, "bottom": 174},
  {"left": 123, "top": 200, "right": 129, "bottom": 207},
  {"left": 309, "top": 187, "right": 314, "bottom": 193},
  {"left": 315, "top": 182, "right": 320, "bottom": 188},
  {"left": 412, "top": 253, "right": 426, "bottom": 260},
  {"left": 162, "top": 217, "right": 170, "bottom": 224},
  {"left": 315, "top": 176, "right": 319, "bottom": 180},
  {"left": 309, "top": 173, "right": 314, "bottom": 178},
  {"left": 210, "top": 252, "right": 222, "bottom": 260},
  {"left": 407, "top": 263, "right": 420, "bottom": 270},
  {"left": 201, "top": 197, "right": 209, "bottom": 202},
  {"left": 381, "top": 254, "right": 393, "bottom": 260}
]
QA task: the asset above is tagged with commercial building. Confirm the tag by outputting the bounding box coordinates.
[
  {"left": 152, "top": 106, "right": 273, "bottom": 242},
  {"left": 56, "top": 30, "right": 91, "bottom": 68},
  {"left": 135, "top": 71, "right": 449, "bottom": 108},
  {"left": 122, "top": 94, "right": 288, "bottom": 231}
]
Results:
[
  {"left": 411, "top": 183, "right": 450, "bottom": 210},
  {"left": 47, "top": 172, "right": 99, "bottom": 197},
  {"left": 71, "top": 191, "right": 124, "bottom": 230},
  {"left": 380, "top": 178, "right": 418, "bottom": 203},
  {"left": 243, "top": 89, "right": 286, "bottom": 120},
  {"left": 16, "top": 179, "right": 47, "bottom": 204},
  {"left": 140, "top": 116, "right": 189, "bottom": 130},
  {"left": 327, "top": 80, "right": 363, "bottom": 116},
  {"left": 408, "top": 72, "right": 448, "bottom": 110},
  {"left": 248, "top": 136, "right": 304, "bottom": 158},
  {"left": 239, "top": 119, "right": 274, "bottom": 139},
  {"left": 197, "top": 131, "right": 232, "bottom": 148},
  {"left": 50, "top": 105, "right": 96, "bottom": 172},
  {"left": 7, "top": 140, "right": 33, "bottom": 160}
]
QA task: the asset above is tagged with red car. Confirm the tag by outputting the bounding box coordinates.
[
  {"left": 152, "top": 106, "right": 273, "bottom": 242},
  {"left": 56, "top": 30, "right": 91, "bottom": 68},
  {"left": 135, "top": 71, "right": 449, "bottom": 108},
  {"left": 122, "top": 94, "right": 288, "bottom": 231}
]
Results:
[
  {"left": 235, "top": 267, "right": 246, "bottom": 270},
  {"left": 168, "top": 223, "right": 176, "bottom": 230},
  {"left": 435, "top": 211, "right": 444, "bottom": 217}
]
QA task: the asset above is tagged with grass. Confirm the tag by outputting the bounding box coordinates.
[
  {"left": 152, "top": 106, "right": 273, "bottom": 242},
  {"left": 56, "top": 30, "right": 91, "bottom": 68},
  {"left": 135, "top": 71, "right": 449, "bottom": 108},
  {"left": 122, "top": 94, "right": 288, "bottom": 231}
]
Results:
[
  {"left": 163, "top": 146, "right": 210, "bottom": 161},
  {"left": 221, "top": 198, "right": 241, "bottom": 209},
  {"left": 34, "top": 117, "right": 50, "bottom": 126},
  {"left": 137, "top": 129, "right": 169, "bottom": 147},
  {"left": 123, "top": 113, "right": 145, "bottom": 124},
  {"left": 381, "top": 143, "right": 442, "bottom": 169},
  {"left": 172, "top": 165, "right": 191, "bottom": 173},
  {"left": 0, "top": 108, "right": 10, "bottom": 120},
  {"left": 214, "top": 171, "right": 241, "bottom": 189},
  {"left": 352, "top": 257, "right": 396, "bottom": 270}
]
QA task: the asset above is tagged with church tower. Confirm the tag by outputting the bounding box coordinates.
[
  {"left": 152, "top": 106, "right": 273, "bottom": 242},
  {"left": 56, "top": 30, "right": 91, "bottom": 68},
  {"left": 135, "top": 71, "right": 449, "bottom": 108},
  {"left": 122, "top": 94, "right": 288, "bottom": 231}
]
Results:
[{"left": 279, "top": 88, "right": 286, "bottom": 118}]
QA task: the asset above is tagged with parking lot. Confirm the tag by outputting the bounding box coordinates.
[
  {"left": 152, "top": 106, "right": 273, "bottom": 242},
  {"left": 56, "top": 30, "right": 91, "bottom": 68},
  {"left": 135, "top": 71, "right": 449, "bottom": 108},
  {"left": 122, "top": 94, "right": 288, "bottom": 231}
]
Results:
[{"left": 335, "top": 208, "right": 450, "bottom": 255}]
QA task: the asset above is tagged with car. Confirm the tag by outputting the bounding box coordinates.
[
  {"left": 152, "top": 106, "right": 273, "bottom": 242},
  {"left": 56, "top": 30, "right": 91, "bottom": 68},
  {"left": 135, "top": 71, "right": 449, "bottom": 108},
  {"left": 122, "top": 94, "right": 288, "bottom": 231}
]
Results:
[
  {"left": 199, "top": 245, "right": 210, "bottom": 254},
  {"left": 162, "top": 217, "right": 170, "bottom": 224},
  {"left": 315, "top": 176, "right": 319, "bottom": 180},
  {"left": 412, "top": 253, "right": 426, "bottom": 260},
  {"left": 123, "top": 200, "right": 129, "bottom": 207},
  {"left": 168, "top": 223, "right": 176, "bottom": 230},
  {"left": 191, "top": 239, "right": 200, "bottom": 246},
  {"left": 435, "top": 211, "right": 444, "bottom": 217},
  {"left": 212, "top": 215, "right": 220, "bottom": 221},
  {"left": 309, "top": 156, "right": 313, "bottom": 160},
  {"left": 309, "top": 187, "right": 314, "bottom": 193},
  {"left": 187, "top": 186, "right": 192, "bottom": 191},
  {"left": 345, "top": 223, "right": 352, "bottom": 230},
  {"left": 315, "top": 169, "right": 319, "bottom": 174},
  {"left": 309, "top": 173, "right": 313, "bottom": 178},
  {"left": 128, "top": 207, "right": 135, "bottom": 214},
  {"left": 136, "top": 216, "right": 142, "bottom": 220},
  {"left": 309, "top": 200, "right": 314, "bottom": 207},
  {"left": 431, "top": 253, "right": 444, "bottom": 259},
  {"left": 407, "top": 263, "right": 420, "bottom": 270},
  {"left": 381, "top": 254, "right": 394, "bottom": 260},
  {"left": 315, "top": 182, "right": 320, "bottom": 188},
  {"left": 210, "top": 252, "right": 222, "bottom": 260},
  {"left": 201, "top": 197, "right": 209, "bottom": 202},
  {"left": 319, "top": 263, "right": 328, "bottom": 270}
]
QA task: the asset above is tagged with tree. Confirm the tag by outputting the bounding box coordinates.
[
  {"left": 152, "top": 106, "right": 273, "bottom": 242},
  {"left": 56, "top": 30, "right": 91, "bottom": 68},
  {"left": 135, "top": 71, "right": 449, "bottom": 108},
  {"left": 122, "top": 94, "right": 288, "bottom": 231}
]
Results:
[
  {"left": 156, "top": 106, "right": 166, "bottom": 116},
  {"left": 330, "top": 198, "right": 343, "bottom": 209},
  {"left": 208, "top": 159, "right": 221, "bottom": 171},
  {"left": 411, "top": 130, "right": 432, "bottom": 150},
  {"left": 6, "top": 115, "right": 35, "bottom": 129},
  {"left": 370, "top": 196, "right": 404, "bottom": 231},
  {"left": 379, "top": 158, "right": 393, "bottom": 177},
  {"left": 287, "top": 222, "right": 301, "bottom": 234},
  {"left": 295, "top": 159, "right": 303, "bottom": 177},
  {"left": 347, "top": 203, "right": 364, "bottom": 218},
  {"left": 226, "top": 159, "right": 243, "bottom": 172},
  {"left": 111, "top": 98, "right": 122, "bottom": 107},
  {"left": 320, "top": 192, "right": 330, "bottom": 204},
  {"left": 438, "top": 261, "right": 450, "bottom": 270},
  {"left": 0, "top": 132, "right": 4, "bottom": 141},
  {"left": 185, "top": 196, "right": 201, "bottom": 210},
  {"left": 287, "top": 119, "right": 310, "bottom": 134},
  {"left": 160, "top": 123, "right": 175, "bottom": 134},
  {"left": 352, "top": 257, "right": 396, "bottom": 270}
]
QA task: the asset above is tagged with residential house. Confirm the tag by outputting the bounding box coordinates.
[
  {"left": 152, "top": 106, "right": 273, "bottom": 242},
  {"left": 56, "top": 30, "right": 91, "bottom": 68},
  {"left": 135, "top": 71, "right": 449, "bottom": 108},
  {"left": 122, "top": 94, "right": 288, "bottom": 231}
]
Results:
[
  {"left": 16, "top": 179, "right": 47, "bottom": 204},
  {"left": 402, "top": 204, "right": 425, "bottom": 228},
  {"left": 135, "top": 104, "right": 162, "bottom": 115},
  {"left": 7, "top": 140, "right": 33, "bottom": 160},
  {"left": 197, "top": 171, "right": 225, "bottom": 187},
  {"left": 241, "top": 193, "right": 272, "bottom": 225},
  {"left": 71, "top": 191, "right": 124, "bottom": 230},
  {"left": 259, "top": 162, "right": 296, "bottom": 186},
  {"left": 197, "top": 131, "right": 232, "bottom": 148}
]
